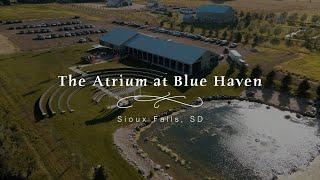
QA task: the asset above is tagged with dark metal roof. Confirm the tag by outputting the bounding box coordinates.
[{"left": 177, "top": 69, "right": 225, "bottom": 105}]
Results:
[
  {"left": 124, "top": 34, "right": 208, "bottom": 64},
  {"left": 197, "top": 5, "right": 234, "bottom": 14},
  {"left": 100, "top": 27, "right": 210, "bottom": 65},
  {"left": 100, "top": 27, "right": 138, "bottom": 46}
]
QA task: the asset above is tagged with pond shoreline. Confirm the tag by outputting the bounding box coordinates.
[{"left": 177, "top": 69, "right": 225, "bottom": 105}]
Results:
[{"left": 113, "top": 92, "right": 319, "bottom": 179}]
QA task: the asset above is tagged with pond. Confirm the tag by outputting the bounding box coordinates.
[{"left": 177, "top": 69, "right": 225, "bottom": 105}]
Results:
[{"left": 138, "top": 100, "right": 320, "bottom": 180}]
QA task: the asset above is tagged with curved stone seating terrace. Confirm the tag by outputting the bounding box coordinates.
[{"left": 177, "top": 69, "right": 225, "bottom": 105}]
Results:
[{"left": 38, "top": 68, "right": 166, "bottom": 119}]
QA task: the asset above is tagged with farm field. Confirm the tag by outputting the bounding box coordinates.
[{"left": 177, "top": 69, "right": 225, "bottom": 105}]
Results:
[
  {"left": 245, "top": 47, "right": 301, "bottom": 73},
  {"left": 0, "top": 4, "right": 101, "bottom": 21},
  {"left": 276, "top": 53, "right": 320, "bottom": 81},
  {"left": 136, "top": 0, "right": 320, "bottom": 12}
]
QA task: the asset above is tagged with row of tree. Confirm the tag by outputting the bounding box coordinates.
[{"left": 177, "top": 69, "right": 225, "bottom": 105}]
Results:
[
  {"left": 263, "top": 69, "right": 315, "bottom": 98},
  {"left": 229, "top": 64, "right": 318, "bottom": 99}
]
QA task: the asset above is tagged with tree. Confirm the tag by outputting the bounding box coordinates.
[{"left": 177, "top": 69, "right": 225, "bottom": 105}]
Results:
[
  {"left": 296, "top": 79, "right": 311, "bottom": 97},
  {"left": 90, "top": 165, "right": 108, "bottom": 180},
  {"left": 300, "top": 14, "right": 308, "bottom": 22},
  {"left": 316, "top": 85, "right": 320, "bottom": 99},
  {"left": 280, "top": 74, "right": 292, "bottom": 92},
  {"left": 215, "top": 29, "right": 219, "bottom": 38},
  {"left": 252, "top": 35, "right": 260, "bottom": 47},
  {"left": 160, "top": 20, "right": 165, "bottom": 27},
  {"left": 169, "top": 22, "right": 173, "bottom": 29},
  {"left": 244, "top": 12, "right": 252, "bottom": 27},
  {"left": 311, "top": 15, "right": 320, "bottom": 24},
  {"left": 226, "top": 62, "right": 235, "bottom": 77},
  {"left": 264, "top": 70, "right": 276, "bottom": 88},
  {"left": 237, "top": 65, "right": 248, "bottom": 79},
  {"left": 201, "top": 28, "right": 206, "bottom": 36},
  {"left": 239, "top": 11, "right": 244, "bottom": 17},
  {"left": 190, "top": 25, "right": 194, "bottom": 33},
  {"left": 243, "top": 33, "right": 251, "bottom": 45},
  {"left": 278, "top": 12, "right": 288, "bottom": 24},
  {"left": 208, "top": 30, "right": 213, "bottom": 37},
  {"left": 285, "top": 38, "right": 293, "bottom": 47},
  {"left": 222, "top": 30, "right": 228, "bottom": 40},
  {"left": 234, "top": 32, "right": 242, "bottom": 43},
  {"left": 250, "top": 65, "right": 262, "bottom": 79},
  {"left": 179, "top": 23, "right": 186, "bottom": 32},
  {"left": 273, "top": 27, "right": 282, "bottom": 37}
]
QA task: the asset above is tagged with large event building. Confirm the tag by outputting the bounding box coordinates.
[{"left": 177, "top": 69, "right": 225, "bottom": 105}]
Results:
[{"left": 100, "top": 27, "right": 218, "bottom": 75}]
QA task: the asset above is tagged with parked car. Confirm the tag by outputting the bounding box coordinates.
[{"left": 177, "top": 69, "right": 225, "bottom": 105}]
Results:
[
  {"left": 36, "top": 34, "right": 45, "bottom": 40},
  {"left": 220, "top": 40, "right": 229, "bottom": 46},
  {"left": 229, "top": 43, "right": 238, "bottom": 48},
  {"left": 78, "top": 38, "right": 87, "bottom": 43},
  {"left": 65, "top": 32, "right": 71, "bottom": 37},
  {"left": 218, "top": 54, "right": 224, "bottom": 61}
]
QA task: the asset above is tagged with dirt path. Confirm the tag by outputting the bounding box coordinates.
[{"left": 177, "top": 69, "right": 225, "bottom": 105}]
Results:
[
  {"left": 114, "top": 123, "right": 173, "bottom": 180},
  {"left": 0, "top": 34, "right": 19, "bottom": 55}
]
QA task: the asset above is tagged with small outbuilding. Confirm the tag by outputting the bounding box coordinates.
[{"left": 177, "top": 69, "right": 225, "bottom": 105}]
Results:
[
  {"left": 106, "top": 0, "right": 132, "bottom": 7},
  {"left": 182, "top": 14, "right": 195, "bottom": 23},
  {"left": 196, "top": 5, "right": 235, "bottom": 24}
]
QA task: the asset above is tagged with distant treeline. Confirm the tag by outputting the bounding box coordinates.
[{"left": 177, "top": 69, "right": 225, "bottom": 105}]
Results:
[{"left": 0, "top": 0, "right": 104, "bottom": 4}]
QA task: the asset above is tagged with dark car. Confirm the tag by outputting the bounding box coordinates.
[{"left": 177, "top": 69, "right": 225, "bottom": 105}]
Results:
[
  {"left": 51, "top": 33, "right": 58, "bottom": 38},
  {"left": 65, "top": 32, "right": 71, "bottom": 37},
  {"left": 36, "top": 34, "right": 45, "bottom": 40},
  {"left": 220, "top": 40, "right": 229, "bottom": 46}
]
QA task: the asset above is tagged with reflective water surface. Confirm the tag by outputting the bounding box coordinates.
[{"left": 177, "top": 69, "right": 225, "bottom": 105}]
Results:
[{"left": 139, "top": 100, "right": 320, "bottom": 180}]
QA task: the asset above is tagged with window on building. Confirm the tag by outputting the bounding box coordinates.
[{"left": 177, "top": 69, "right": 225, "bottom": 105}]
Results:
[
  {"left": 171, "top": 60, "right": 176, "bottom": 69},
  {"left": 143, "top": 52, "right": 147, "bottom": 60},
  {"left": 178, "top": 62, "right": 183, "bottom": 71},
  {"left": 184, "top": 64, "right": 190, "bottom": 74},
  {"left": 165, "top": 58, "right": 170, "bottom": 67},
  {"left": 148, "top": 53, "right": 152, "bottom": 61},
  {"left": 138, "top": 50, "right": 142, "bottom": 58},
  {"left": 159, "top": 56, "right": 164, "bottom": 65},
  {"left": 153, "top": 55, "right": 158, "bottom": 64}
]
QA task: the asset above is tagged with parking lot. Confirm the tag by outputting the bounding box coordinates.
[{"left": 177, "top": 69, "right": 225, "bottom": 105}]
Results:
[
  {"left": 0, "top": 17, "right": 112, "bottom": 51},
  {"left": 0, "top": 17, "right": 252, "bottom": 60}
]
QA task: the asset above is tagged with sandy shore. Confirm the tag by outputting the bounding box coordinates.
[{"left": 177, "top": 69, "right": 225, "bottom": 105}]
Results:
[
  {"left": 114, "top": 123, "right": 173, "bottom": 180},
  {"left": 279, "top": 156, "right": 320, "bottom": 180}
]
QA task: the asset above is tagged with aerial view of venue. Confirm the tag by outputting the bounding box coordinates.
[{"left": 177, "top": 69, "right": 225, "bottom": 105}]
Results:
[{"left": 1, "top": 0, "right": 320, "bottom": 179}]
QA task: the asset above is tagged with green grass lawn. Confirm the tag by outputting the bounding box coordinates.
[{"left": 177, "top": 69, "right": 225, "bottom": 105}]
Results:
[
  {"left": 0, "top": 43, "right": 244, "bottom": 179},
  {"left": 245, "top": 47, "right": 301, "bottom": 74},
  {"left": 0, "top": 4, "right": 159, "bottom": 24},
  {"left": 275, "top": 53, "right": 320, "bottom": 81},
  {"left": 0, "top": 4, "right": 81, "bottom": 20}
]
